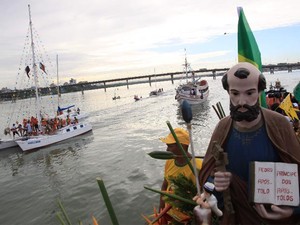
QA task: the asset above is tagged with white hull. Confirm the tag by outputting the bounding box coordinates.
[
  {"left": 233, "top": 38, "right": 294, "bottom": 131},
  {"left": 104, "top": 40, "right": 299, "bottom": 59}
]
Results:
[
  {"left": 0, "top": 136, "right": 27, "bottom": 150},
  {"left": 0, "top": 139, "right": 18, "bottom": 150},
  {"left": 176, "top": 90, "right": 209, "bottom": 105},
  {"left": 16, "top": 123, "right": 92, "bottom": 151},
  {"left": 175, "top": 80, "right": 209, "bottom": 105}
]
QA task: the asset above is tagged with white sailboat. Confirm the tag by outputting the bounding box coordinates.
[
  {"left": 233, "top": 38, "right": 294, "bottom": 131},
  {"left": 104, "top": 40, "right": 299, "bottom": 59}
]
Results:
[
  {"left": 149, "top": 68, "right": 164, "bottom": 96},
  {"left": 175, "top": 51, "right": 209, "bottom": 105},
  {"left": 16, "top": 5, "right": 92, "bottom": 151},
  {"left": 112, "top": 88, "right": 120, "bottom": 100}
]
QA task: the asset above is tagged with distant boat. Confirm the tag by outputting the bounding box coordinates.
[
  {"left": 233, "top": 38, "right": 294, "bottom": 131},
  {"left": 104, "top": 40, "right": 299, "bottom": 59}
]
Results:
[
  {"left": 134, "top": 95, "right": 141, "bottom": 101},
  {"left": 149, "top": 69, "right": 164, "bottom": 97},
  {"left": 149, "top": 88, "right": 164, "bottom": 97},
  {"left": 265, "top": 79, "right": 287, "bottom": 108},
  {"left": 15, "top": 5, "right": 92, "bottom": 152},
  {"left": 112, "top": 89, "right": 120, "bottom": 100},
  {"left": 175, "top": 52, "right": 209, "bottom": 105}
]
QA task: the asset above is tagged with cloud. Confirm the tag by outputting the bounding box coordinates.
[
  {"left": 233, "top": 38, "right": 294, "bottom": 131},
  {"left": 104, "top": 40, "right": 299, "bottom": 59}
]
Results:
[{"left": 0, "top": 0, "right": 300, "bottom": 88}]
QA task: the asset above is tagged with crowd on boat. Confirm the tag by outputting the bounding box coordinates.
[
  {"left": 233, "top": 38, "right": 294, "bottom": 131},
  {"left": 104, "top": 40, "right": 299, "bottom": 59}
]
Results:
[
  {"left": 266, "top": 90, "right": 300, "bottom": 139},
  {"left": 7, "top": 114, "right": 79, "bottom": 138}
]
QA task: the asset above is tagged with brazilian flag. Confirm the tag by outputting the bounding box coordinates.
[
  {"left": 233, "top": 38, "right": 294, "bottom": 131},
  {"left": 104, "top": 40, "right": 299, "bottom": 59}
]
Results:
[{"left": 237, "top": 7, "right": 267, "bottom": 108}]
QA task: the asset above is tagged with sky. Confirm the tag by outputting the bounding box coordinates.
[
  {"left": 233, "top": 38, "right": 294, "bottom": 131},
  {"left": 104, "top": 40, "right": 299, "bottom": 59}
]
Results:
[{"left": 0, "top": 0, "right": 300, "bottom": 89}]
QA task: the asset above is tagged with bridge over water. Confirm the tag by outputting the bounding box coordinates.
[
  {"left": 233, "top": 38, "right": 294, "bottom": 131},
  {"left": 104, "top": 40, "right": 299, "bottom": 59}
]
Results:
[
  {"left": 70, "top": 63, "right": 300, "bottom": 91},
  {"left": 1, "top": 63, "right": 299, "bottom": 101}
]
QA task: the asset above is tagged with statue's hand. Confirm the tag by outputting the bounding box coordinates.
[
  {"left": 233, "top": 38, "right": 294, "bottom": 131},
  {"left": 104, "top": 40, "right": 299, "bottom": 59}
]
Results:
[
  {"left": 254, "top": 204, "right": 293, "bottom": 220},
  {"left": 214, "top": 171, "right": 232, "bottom": 191},
  {"left": 193, "top": 195, "right": 204, "bottom": 205}
]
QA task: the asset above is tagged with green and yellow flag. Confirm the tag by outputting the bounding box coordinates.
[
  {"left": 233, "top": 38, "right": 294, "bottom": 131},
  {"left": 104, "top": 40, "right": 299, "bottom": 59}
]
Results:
[{"left": 237, "top": 7, "right": 267, "bottom": 108}]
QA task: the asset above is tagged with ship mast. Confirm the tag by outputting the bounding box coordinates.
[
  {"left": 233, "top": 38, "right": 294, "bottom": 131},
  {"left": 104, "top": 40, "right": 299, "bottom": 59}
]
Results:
[
  {"left": 28, "top": 4, "right": 42, "bottom": 126},
  {"left": 56, "top": 54, "right": 61, "bottom": 107},
  {"left": 183, "top": 49, "right": 195, "bottom": 84}
]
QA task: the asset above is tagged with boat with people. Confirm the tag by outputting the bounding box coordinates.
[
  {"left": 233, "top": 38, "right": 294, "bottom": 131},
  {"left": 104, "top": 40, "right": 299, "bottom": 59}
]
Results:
[
  {"left": 16, "top": 123, "right": 92, "bottom": 151},
  {"left": 13, "top": 5, "right": 92, "bottom": 152},
  {"left": 175, "top": 52, "right": 209, "bottom": 105},
  {"left": 134, "top": 95, "right": 142, "bottom": 101},
  {"left": 112, "top": 96, "right": 120, "bottom": 100},
  {"left": 149, "top": 68, "right": 164, "bottom": 97},
  {"left": 265, "top": 79, "right": 288, "bottom": 108},
  {"left": 112, "top": 88, "right": 120, "bottom": 100},
  {"left": 149, "top": 88, "right": 164, "bottom": 97}
]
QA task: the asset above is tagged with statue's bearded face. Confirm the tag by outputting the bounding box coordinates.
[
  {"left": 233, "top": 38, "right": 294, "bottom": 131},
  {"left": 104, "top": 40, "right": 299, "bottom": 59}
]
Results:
[
  {"left": 230, "top": 100, "right": 260, "bottom": 122},
  {"left": 227, "top": 66, "right": 261, "bottom": 122}
]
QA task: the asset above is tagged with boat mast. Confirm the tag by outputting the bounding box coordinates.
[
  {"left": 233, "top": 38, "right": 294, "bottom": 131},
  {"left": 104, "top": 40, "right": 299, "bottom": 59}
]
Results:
[
  {"left": 56, "top": 54, "right": 61, "bottom": 106},
  {"left": 183, "top": 49, "right": 190, "bottom": 83},
  {"left": 28, "top": 4, "right": 42, "bottom": 125}
]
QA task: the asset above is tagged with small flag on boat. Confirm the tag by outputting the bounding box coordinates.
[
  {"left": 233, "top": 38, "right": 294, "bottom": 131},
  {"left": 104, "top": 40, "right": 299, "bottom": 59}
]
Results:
[
  {"left": 25, "top": 66, "right": 30, "bottom": 78},
  {"left": 237, "top": 7, "right": 267, "bottom": 108},
  {"left": 39, "top": 62, "right": 47, "bottom": 74},
  {"left": 279, "top": 93, "right": 299, "bottom": 120}
]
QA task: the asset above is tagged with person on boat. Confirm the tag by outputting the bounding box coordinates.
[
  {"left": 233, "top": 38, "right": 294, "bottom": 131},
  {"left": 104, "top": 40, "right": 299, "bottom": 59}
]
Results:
[
  {"left": 76, "top": 107, "right": 80, "bottom": 115},
  {"left": 58, "top": 118, "right": 63, "bottom": 129},
  {"left": 31, "top": 116, "right": 39, "bottom": 133},
  {"left": 11, "top": 123, "right": 20, "bottom": 138},
  {"left": 159, "top": 128, "right": 202, "bottom": 224},
  {"left": 66, "top": 115, "right": 71, "bottom": 125},
  {"left": 25, "top": 120, "right": 33, "bottom": 136},
  {"left": 73, "top": 117, "right": 78, "bottom": 124},
  {"left": 198, "top": 62, "right": 300, "bottom": 224},
  {"left": 17, "top": 122, "right": 23, "bottom": 136}
]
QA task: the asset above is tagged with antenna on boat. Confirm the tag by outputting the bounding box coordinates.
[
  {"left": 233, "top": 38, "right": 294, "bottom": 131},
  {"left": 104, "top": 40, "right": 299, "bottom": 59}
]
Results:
[{"left": 28, "top": 4, "right": 42, "bottom": 128}]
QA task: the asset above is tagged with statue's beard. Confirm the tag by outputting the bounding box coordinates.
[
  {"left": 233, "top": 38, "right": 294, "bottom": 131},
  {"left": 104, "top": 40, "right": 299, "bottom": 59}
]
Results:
[{"left": 230, "top": 100, "right": 260, "bottom": 122}]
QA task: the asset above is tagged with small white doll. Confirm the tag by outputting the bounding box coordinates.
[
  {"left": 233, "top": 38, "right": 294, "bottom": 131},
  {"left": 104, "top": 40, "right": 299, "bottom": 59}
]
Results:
[{"left": 193, "top": 182, "right": 223, "bottom": 225}]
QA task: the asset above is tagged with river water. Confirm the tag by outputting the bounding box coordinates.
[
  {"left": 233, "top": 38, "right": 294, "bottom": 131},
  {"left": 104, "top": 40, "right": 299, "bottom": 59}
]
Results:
[{"left": 0, "top": 70, "right": 299, "bottom": 225}]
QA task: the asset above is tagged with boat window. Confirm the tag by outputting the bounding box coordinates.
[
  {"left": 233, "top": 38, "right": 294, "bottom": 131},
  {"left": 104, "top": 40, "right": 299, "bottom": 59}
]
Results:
[
  {"left": 73, "top": 126, "right": 77, "bottom": 130},
  {"left": 80, "top": 125, "right": 83, "bottom": 128},
  {"left": 67, "top": 129, "right": 70, "bottom": 132}
]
